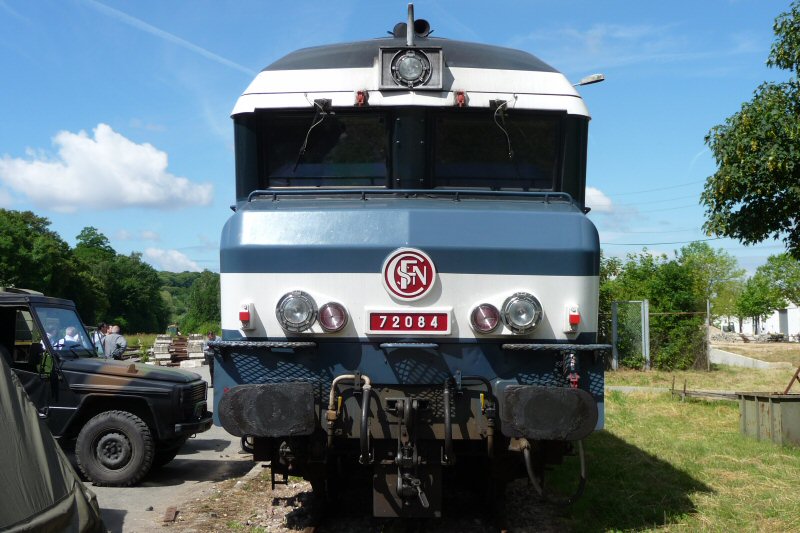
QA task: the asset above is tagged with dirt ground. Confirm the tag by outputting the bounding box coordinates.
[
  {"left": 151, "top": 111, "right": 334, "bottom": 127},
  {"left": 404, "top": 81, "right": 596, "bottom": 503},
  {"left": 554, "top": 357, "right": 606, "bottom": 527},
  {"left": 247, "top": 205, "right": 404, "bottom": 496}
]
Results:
[{"left": 164, "top": 462, "right": 568, "bottom": 532}]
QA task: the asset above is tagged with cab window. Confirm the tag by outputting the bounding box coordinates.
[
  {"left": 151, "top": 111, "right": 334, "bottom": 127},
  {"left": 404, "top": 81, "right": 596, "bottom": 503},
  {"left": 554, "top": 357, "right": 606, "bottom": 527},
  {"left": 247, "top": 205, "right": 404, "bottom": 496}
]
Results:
[
  {"left": 33, "top": 306, "right": 94, "bottom": 356},
  {"left": 2, "top": 308, "right": 49, "bottom": 373}
]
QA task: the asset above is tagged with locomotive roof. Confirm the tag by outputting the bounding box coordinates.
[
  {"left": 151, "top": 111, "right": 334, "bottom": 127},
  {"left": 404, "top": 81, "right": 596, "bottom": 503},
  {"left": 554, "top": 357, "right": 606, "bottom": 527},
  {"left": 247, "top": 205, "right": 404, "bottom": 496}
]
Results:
[
  {"left": 233, "top": 32, "right": 589, "bottom": 117},
  {"left": 264, "top": 37, "right": 559, "bottom": 74}
]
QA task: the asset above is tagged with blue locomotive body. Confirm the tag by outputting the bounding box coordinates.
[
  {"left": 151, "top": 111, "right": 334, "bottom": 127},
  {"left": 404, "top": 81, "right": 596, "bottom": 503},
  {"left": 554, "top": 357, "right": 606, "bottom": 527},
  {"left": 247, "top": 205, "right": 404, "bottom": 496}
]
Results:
[{"left": 212, "top": 8, "right": 607, "bottom": 518}]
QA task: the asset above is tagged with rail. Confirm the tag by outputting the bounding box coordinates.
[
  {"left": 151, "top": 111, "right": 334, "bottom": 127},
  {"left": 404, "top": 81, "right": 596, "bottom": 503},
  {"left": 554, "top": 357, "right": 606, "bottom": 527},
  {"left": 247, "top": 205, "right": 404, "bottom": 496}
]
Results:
[
  {"left": 670, "top": 377, "right": 739, "bottom": 401},
  {"left": 247, "top": 188, "right": 577, "bottom": 205}
]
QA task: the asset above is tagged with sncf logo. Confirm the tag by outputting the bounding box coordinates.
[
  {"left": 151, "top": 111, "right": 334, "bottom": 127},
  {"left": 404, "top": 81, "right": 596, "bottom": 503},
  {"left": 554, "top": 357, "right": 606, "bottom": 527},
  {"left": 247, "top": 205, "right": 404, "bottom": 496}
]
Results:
[{"left": 382, "top": 248, "right": 436, "bottom": 301}]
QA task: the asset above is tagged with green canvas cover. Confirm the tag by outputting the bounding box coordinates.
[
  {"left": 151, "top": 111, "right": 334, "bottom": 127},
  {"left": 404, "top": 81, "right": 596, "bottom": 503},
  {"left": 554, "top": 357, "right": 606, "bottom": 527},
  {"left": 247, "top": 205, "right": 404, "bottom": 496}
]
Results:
[{"left": 0, "top": 354, "right": 104, "bottom": 532}]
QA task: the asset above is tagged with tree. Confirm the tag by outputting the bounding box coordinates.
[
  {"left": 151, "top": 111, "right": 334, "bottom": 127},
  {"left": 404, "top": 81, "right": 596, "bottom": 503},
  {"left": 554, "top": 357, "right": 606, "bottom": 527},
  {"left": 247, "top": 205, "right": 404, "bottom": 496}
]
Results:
[
  {"left": 736, "top": 273, "right": 785, "bottom": 333},
  {"left": 0, "top": 209, "right": 82, "bottom": 298},
  {"left": 757, "top": 253, "right": 800, "bottom": 304},
  {"left": 75, "top": 227, "right": 115, "bottom": 255},
  {"left": 73, "top": 227, "right": 117, "bottom": 325},
  {"left": 106, "top": 253, "right": 169, "bottom": 333},
  {"left": 676, "top": 241, "right": 745, "bottom": 313},
  {"left": 702, "top": 2, "right": 800, "bottom": 258},
  {"left": 182, "top": 271, "right": 220, "bottom": 333},
  {"left": 599, "top": 248, "right": 706, "bottom": 370}
]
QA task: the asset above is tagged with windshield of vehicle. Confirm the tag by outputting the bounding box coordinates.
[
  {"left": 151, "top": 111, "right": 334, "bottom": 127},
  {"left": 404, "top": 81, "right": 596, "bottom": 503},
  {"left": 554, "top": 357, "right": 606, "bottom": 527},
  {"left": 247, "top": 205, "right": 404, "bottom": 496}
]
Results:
[
  {"left": 432, "top": 111, "right": 562, "bottom": 190},
  {"left": 33, "top": 306, "right": 94, "bottom": 356},
  {"left": 261, "top": 112, "right": 389, "bottom": 187},
  {"left": 236, "top": 108, "right": 567, "bottom": 194}
]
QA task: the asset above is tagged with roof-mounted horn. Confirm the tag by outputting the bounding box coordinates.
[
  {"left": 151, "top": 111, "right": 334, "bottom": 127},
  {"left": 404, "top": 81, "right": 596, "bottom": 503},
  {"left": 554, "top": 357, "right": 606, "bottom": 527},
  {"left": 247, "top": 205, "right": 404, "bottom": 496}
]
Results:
[{"left": 391, "top": 4, "right": 431, "bottom": 44}]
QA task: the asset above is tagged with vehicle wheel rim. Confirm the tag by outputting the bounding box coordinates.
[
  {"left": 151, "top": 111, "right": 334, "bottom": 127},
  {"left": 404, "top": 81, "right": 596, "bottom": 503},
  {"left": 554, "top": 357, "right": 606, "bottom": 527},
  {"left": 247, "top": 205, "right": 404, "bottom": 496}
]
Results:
[{"left": 96, "top": 432, "right": 132, "bottom": 469}]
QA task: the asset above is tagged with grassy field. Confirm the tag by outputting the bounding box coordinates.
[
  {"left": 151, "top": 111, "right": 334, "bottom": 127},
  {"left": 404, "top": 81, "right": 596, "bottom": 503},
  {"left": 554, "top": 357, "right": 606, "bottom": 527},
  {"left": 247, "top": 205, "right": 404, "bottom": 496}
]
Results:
[
  {"left": 713, "top": 342, "right": 800, "bottom": 366},
  {"left": 551, "top": 391, "right": 800, "bottom": 532},
  {"left": 605, "top": 365, "right": 798, "bottom": 393}
]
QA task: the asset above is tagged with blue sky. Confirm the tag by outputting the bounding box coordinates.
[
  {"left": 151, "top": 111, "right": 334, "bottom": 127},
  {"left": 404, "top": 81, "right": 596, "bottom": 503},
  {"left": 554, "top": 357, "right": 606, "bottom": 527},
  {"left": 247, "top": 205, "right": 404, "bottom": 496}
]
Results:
[{"left": 0, "top": 0, "right": 793, "bottom": 274}]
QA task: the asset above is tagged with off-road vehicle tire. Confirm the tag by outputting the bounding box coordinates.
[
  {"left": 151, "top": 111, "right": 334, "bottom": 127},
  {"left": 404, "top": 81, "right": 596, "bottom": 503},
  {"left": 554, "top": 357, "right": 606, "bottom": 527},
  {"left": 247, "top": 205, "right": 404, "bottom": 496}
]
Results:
[
  {"left": 76, "top": 410, "right": 155, "bottom": 486},
  {"left": 152, "top": 436, "right": 189, "bottom": 468}
]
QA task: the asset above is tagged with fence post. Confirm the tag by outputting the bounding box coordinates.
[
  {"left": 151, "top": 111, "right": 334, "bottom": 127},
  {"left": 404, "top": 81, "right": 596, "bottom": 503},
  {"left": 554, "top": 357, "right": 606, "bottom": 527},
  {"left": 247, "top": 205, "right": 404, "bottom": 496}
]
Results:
[
  {"left": 642, "top": 299, "right": 650, "bottom": 371},
  {"left": 706, "top": 298, "right": 711, "bottom": 371},
  {"left": 611, "top": 301, "right": 619, "bottom": 370}
]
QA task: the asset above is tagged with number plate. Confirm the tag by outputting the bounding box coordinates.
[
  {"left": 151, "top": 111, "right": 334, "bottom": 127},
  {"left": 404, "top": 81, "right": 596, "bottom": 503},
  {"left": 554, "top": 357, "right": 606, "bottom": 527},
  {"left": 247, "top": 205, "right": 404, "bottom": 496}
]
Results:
[{"left": 366, "top": 309, "right": 451, "bottom": 335}]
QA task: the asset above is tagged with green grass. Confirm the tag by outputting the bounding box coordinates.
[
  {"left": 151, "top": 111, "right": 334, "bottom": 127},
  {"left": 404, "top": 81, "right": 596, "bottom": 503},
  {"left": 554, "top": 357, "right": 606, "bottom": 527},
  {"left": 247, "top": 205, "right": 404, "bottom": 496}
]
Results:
[
  {"left": 546, "top": 392, "right": 800, "bottom": 532},
  {"left": 606, "top": 366, "right": 797, "bottom": 393},
  {"left": 131, "top": 333, "right": 158, "bottom": 350}
]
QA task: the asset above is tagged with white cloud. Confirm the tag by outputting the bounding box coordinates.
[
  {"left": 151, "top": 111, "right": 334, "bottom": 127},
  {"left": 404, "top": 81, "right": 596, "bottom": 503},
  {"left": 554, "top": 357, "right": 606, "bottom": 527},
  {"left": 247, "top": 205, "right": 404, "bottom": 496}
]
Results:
[
  {"left": 143, "top": 248, "right": 201, "bottom": 272},
  {"left": 586, "top": 186, "right": 613, "bottom": 213},
  {"left": 141, "top": 230, "right": 160, "bottom": 242},
  {"left": 0, "top": 188, "right": 13, "bottom": 208},
  {"left": 0, "top": 124, "right": 213, "bottom": 213}
]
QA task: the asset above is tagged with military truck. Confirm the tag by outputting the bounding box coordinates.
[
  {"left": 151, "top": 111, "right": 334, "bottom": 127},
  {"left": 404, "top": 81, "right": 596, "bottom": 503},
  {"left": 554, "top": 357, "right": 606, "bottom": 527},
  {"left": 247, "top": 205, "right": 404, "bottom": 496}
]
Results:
[{"left": 0, "top": 288, "right": 213, "bottom": 486}]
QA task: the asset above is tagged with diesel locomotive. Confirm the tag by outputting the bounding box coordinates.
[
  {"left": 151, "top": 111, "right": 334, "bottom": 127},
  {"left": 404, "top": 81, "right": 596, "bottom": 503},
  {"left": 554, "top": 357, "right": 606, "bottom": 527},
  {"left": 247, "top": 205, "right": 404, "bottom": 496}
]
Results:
[{"left": 212, "top": 5, "right": 609, "bottom": 518}]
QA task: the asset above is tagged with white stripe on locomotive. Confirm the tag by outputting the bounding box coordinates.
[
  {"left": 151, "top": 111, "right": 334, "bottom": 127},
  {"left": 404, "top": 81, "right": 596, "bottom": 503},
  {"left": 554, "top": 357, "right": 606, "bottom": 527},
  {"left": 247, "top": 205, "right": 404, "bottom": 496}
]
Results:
[
  {"left": 221, "top": 272, "right": 598, "bottom": 340},
  {"left": 232, "top": 67, "right": 589, "bottom": 116}
]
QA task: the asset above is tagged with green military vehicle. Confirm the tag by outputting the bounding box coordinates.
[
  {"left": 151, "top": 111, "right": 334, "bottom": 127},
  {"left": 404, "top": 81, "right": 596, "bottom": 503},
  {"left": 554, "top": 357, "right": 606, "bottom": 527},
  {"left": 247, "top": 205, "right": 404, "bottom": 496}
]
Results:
[{"left": 0, "top": 288, "right": 213, "bottom": 486}]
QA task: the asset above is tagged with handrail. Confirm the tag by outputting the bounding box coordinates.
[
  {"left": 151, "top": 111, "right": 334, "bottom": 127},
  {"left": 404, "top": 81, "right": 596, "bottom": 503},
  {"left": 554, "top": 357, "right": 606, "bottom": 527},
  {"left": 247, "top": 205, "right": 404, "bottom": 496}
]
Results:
[{"left": 246, "top": 188, "right": 576, "bottom": 205}]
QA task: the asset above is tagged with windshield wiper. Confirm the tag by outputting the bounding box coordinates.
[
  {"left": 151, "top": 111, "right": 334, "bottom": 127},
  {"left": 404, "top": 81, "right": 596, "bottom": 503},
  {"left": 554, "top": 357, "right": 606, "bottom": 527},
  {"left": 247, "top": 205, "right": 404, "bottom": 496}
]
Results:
[
  {"left": 490, "top": 99, "right": 527, "bottom": 190},
  {"left": 492, "top": 99, "right": 514, "bottom": 161},
  {"left": 293, "top": 99, "right": 332, "bottom": 172}
]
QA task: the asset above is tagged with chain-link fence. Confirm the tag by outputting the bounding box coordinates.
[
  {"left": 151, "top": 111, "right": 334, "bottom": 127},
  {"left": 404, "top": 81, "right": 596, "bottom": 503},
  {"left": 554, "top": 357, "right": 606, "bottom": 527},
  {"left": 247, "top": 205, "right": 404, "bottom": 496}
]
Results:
[
  {"left": 612, "top": 301, "right": 648, "bottom": 369},
  {"left": 609, "top": 300, "right": 706, "bottom": 370}
]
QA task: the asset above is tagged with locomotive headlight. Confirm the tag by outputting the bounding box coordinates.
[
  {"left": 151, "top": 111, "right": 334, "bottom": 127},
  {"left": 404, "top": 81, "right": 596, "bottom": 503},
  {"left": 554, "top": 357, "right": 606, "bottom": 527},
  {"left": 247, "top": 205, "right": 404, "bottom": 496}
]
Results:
[
  {"left": 502, "top": 292, "right": 543, "bottom": 334},
  {"left": 470, "top": 303, "right": 500, "bottom": 334},
  {"left": 318, "top": 302, "right": 348, "bottom": 332},
  {"left": 391, "top": 50, "right": 431, "bottom": 87},
  {"left": 276, "top": 291, "right": 317, "bottom": 332},
  {"left": 397, "top": 54, "right": 424, "bottom": 80}
]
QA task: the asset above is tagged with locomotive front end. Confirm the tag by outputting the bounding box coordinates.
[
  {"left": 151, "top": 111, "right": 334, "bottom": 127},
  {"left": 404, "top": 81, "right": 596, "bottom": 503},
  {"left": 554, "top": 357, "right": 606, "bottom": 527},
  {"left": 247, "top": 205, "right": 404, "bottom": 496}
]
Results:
[{"left": 212, "top": 8, "right": 608, "bottom": 518}]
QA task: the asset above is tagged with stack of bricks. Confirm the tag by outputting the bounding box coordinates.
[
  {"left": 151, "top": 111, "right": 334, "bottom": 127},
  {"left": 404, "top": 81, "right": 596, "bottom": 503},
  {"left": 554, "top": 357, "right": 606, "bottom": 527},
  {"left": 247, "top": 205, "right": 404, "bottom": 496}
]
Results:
[
  {"left": 152, "top": 335, "right": 173, "bottom": 365},
  {"left": 180, "top": 334, "right": 206, "bottom": 368},
  {"left": 169, "top": 336, "right": 188, "bottom": 365}
]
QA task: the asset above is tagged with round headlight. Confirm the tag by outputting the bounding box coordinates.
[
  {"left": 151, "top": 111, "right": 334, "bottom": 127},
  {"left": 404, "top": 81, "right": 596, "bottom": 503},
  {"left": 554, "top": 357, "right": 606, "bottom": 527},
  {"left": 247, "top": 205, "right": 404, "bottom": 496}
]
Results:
[
  {"left": 276, "top": 291, "right": 317, "bottom": 332},
  {"left": 501, "top": 292, "right": 543, "bottom": 334},
  {"left": 318, "top": 302, "right": 348, "bottom": 332},
  {"left": 470, "top": 303, "right": 500, "bottom": 334},
  {"left": 391, "top": 50, "right": 431, "bottom": 87},
  {"left": 397, "top": 54, "right": 424, "bottom": 81}
]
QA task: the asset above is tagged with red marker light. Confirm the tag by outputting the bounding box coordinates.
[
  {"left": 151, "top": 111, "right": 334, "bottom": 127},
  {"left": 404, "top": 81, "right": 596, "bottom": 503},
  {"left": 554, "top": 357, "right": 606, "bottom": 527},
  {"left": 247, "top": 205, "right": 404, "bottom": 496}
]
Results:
[
  {"left": 239, "top": 310, "right": 250, "bottom": 322},
  {"left": 471, "top": 303, "right": 500, "bottom": 333},
  {"left": 319, "top": 302, "right": 348, "bottom": 332},
  {"left": 569, "top": 311, "right": 581, "bottom": 326}
]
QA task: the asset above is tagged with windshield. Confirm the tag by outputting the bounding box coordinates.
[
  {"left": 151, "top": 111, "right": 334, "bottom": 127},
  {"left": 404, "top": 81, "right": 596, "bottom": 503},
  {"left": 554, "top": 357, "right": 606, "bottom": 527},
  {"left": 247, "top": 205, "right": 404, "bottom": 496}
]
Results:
[
  {"left": 432, "top": 111, "right": 562, "bottom": 190},
  {"left": 33, "top": 306, "right": 95, "bottom": 356},
  {"left": 235, "top": 108, "right": 569, "bottom": 194},
  {"left": 261, "top": 112, "right": 389, "bottom": 187}
]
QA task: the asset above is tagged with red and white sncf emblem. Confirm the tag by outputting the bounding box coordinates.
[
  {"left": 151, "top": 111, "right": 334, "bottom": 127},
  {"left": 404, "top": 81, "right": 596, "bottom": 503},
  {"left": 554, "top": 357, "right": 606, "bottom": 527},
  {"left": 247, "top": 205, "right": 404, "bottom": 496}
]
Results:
[{"left": 382, "top": 248, "right": 436, "bottom": 301}]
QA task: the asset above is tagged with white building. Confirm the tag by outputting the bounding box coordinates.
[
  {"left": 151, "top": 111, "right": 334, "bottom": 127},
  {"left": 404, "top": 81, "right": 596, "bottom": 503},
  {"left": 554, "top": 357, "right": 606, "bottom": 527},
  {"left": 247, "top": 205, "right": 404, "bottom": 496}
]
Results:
[{"left": 720, "top": 303, "right": 800, "bottom": 340}]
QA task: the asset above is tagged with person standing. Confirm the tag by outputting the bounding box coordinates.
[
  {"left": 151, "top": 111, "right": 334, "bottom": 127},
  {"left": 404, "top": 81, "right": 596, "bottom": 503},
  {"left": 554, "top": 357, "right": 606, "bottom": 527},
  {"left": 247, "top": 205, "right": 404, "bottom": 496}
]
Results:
[
  {"left": 92, "top": 323, "right": 108, "bottom": 356},
  {"left": 103, "top": 325, "right": 128, "bottom": 360},
  {"left": 203, "top": 331, "right": 218, "bottom": 385}
]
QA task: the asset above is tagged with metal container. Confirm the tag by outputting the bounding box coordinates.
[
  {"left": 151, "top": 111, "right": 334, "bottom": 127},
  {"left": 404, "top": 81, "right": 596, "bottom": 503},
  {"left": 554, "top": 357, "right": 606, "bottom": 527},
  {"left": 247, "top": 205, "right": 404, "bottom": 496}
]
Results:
[{"left": 738, "top": 393, "right": 800, "bottom": 447}]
